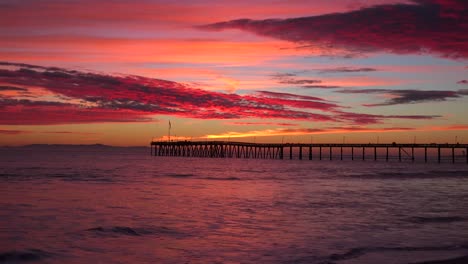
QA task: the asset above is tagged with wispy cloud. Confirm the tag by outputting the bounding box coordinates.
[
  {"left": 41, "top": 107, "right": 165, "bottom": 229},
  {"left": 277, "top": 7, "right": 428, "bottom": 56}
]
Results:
[
  {"left": 41, "top": 131, "right": 99, "bottom": 135},
  {"left": 0, "top": 129, "right": 30, "bottom": 135},
  {"left": 271, "top": 72, "right": 322, "bottom": 85},
  {"left": 301, "top": 85, "right": 342, "bottom": 89},
  {"left": 0, "top": 129, "right": 98, "bottom": 135},
  {"left": 271, "top": 72, "right": 342, "bottom": 89},
  {"left": 199, "top": 0, "right": 468, "bottom": 58},
  {"left": 0, "top": 86, "right": 27, "bottom": 91},
  {"left": 278, "top": 79, "right": 322, "bottom": 85},
  {"left": 226, "top": 121, "right": 298, "bottom": 126},
  {"left": 316, "top": 67, "right": 378, "bottom": 74},
  {"left": 424, "top": 124, "right": 468, "bottom": 131},
  {"left": 256, "top": 90, "right": 328, "bottom": 102},
  {"left": 0, "top": 100, "right": 153, "bottom": 125},
  {"left": 333, "top": 110, "right": 439, "bottom": 125},
  {"left": 337, "top": 88, "right": 467, "bottom": 106}
]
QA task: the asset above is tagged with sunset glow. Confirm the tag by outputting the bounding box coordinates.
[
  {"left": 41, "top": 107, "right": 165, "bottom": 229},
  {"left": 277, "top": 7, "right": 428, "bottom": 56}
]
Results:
[{"left": 1, "top": 0, "right": 467, "bottom": 146}]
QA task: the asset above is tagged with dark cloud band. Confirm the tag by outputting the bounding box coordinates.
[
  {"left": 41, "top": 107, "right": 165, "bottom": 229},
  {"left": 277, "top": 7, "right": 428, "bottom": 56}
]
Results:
[{"left": 199, "top": 0, "right": 468, "bottom": 59}]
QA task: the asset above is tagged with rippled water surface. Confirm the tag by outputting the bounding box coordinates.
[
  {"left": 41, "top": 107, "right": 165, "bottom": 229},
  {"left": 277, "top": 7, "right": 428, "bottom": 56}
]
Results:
[{"left": 1, "top": 146, "right": 468, "bottom": 264}]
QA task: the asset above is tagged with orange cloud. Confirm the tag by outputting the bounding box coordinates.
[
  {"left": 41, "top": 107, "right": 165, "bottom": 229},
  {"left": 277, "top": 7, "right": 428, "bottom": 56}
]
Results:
[
  {"left": 0, "top": 36, "right": 300, "bottom": 66},
  {"left": 424, "top": 124, "right": 468, "bottom": 131},
  {"left": 205, "top": 124, "right": 468, "bottom": 139},
  {"left": 205, "top": 126, "right": 414, "bottom": 139},
  {"left": 156, "top": 135, "right": 194, "bottom": 141}
]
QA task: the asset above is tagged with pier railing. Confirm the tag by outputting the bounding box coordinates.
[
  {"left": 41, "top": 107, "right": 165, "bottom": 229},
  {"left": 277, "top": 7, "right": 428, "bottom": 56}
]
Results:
[{"left": 150, "top": 141, "right": 468, "bottom": 163}]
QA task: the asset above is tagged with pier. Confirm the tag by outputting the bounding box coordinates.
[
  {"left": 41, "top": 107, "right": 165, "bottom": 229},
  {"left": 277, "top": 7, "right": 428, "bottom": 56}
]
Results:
[{"left": 151, "top": 141, "right": 468, "bottom": 163}]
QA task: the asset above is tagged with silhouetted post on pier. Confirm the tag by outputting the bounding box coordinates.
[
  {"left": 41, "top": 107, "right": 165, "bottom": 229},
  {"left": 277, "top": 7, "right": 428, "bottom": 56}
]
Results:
[
  {"left": 362, "top": 147, "right": 365, "bottom": 161},
  {"left": 351, "top": 147, "right": 354, "bottom": 160},
  {"left": 299, "top": 146, "right": 303, "bottom": 160},
  {"left": 374, "top": 147, "right": 377, "bottom": 161},
  {"left": 399, "top": 147, "right": 402, "bottom": 162},
  {"left": 319, "top": 146, "right": 322, "bottom": 160},
  {"left": 438, "top": 147, "right": 441, "bottom": 163},
  {"left": 330, "top": 147, "right": 332, "bottom": 161},
  {"left": 452, "top": 147, "right": 455, "bottom": 164},
  {"left": 386, "top": 147, "right": 389, "bottom": 161},
  {"left": 309, "top": 146, "right": 312, "bottom": 160},
  {"left": 425, "top": 147, "right": 427, "bottom": 163},
  {"left": 340, "top": 147, "right": 343, "bottom": 160}
]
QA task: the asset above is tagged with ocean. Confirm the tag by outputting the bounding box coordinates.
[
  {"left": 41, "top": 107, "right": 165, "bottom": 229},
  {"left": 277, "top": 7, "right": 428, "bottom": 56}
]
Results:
[{"left": 1, "top": 146, "right": 468, "bottom": 264}]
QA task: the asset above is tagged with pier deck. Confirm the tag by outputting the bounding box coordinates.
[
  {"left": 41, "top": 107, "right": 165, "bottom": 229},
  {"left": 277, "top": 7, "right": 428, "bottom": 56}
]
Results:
[{"left": 150, "top": 141, "right": 468, "bottom": 163}]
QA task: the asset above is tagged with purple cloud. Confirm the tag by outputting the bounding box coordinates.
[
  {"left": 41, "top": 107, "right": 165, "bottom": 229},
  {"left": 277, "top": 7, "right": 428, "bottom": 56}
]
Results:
[
  {"left": 317, "top": 67, "right": 378, "bottom": 74},
  {"left": 338, "top": 88, "right": 466, "bottom": 106}
]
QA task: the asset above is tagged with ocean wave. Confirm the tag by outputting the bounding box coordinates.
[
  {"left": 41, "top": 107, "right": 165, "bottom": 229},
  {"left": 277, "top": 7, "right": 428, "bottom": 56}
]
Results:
[
  {"left": 201, "top": 176, "right": 241, "bottom": 181},
  {"left": 239, "top": 169, "right": 267, "bottom": 173},
  {"left": 409, "top": 255, "right": 468, "bottom": 264},
  {"left": 0, "top": 173, "right": 18, "bottom": 178},
  {"left": 345, "top": 170, "right": 468, "bottom": 179},
  {"left": 164, "top": 173, "right": 195, "bottom": 178},
  {"left": 407, "top": 216, "right": 466, "bottom": 224},
  {"left": 48, "top": 173, "right": 115, "bottom": 182},
  {"left": 86, "top": 226, "right": 141, "bottom": 236},
  {"left": 0, "top": 249, "right": 51, "bottom": 263},
  {"left": 0, "top": 171, "right": 117, "bottom": 183},
  {"left": 85, "top": 225, "right": 187, "bottom": 238},
  {"left": 429, "top": 170, "right": 468, "bottom": 177},
  {"left": 164, "top": 173, "right": 242, "bottom": 180},
  {"left": 321, "top": 244, "right": 468, "bottom": 263}
]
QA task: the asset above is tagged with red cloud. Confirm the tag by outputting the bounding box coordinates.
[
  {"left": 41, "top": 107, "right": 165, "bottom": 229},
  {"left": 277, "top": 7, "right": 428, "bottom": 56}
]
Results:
[
  {"left": 0, "top": 100, "right": 153, "bottom": 125},
  {"left": 199, "top": 0, "right": 468, "bottom": 58},
  {"left": 227, "top": 122, "right": 299, "bottom": 126},
  {"left": 41, "top": 131, "right": 99, "bottom": 135},
  {"left": 0, "top": 129, "right": 30, "bottom": 135},
  {"left": 0, "top": 63, "right": 337, "bottom": 123},
  {"left": 0, "top": 62, "right": 439, "bottom": 125}
]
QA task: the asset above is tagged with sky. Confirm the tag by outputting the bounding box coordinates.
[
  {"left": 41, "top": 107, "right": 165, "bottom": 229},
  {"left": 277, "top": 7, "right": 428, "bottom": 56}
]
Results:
[{"left": 0, "top": 0, "right": 467, "bottom": 146}]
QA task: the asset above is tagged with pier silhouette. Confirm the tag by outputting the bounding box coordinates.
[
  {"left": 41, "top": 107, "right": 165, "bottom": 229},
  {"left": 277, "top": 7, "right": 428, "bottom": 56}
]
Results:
[{"left": 151, "top": 141, "right": 468, "bottom": 164}]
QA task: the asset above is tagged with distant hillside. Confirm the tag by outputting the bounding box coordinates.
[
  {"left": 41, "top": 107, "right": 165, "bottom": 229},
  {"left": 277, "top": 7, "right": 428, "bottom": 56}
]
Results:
[{"left": 1, "top": 144, "right": 148, "bottom": 149}]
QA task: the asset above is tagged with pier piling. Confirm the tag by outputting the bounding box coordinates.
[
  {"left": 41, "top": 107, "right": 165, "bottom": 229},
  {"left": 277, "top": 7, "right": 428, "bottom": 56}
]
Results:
[{"left": 425, "top": 147, "right": 427, "bottom": 163}]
